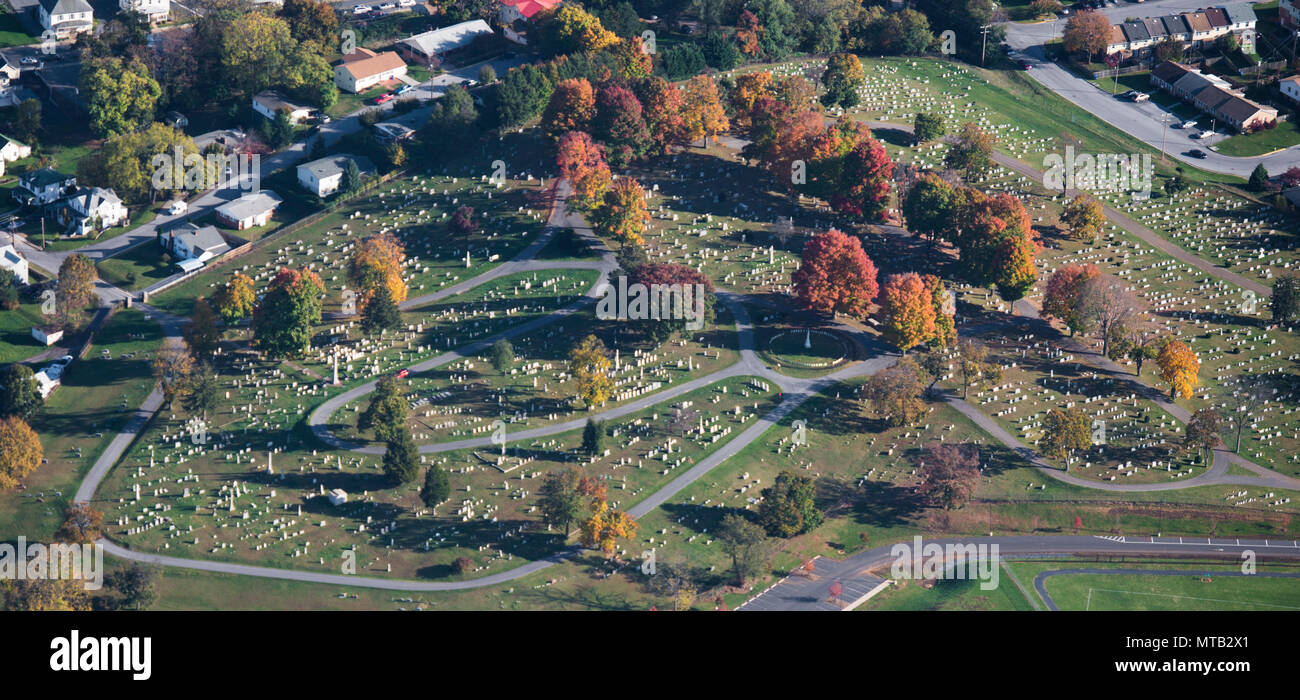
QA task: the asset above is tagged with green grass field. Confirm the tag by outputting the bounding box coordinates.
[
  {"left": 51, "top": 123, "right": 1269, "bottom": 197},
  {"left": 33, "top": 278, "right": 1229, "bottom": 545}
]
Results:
[
  {"left": 1009, "top": 560, "right": 1300, "bottom": 611},
  {"left": 1215, "top": 120, "right": 1300, "bottom": 157}
]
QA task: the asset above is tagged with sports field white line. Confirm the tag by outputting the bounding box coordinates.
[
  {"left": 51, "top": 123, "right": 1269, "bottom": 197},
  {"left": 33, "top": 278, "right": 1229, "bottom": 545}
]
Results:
[{"left": 1083, "top": 588, "right": 1300, "bottom": 611}]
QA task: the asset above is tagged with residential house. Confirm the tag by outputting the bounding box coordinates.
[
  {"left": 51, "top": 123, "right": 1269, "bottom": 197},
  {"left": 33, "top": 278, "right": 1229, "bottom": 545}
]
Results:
[
  {"left": 398, "top": 19, "right": 494, "bottom": 66},
  {"left": 1142, "top": 17, "right": 1167, "bottom": 43},
  {"left": 0, "top": 243, "right": 28, "bottom": 284},
  {"left": 1105, "top": 24, "right": 1128, "bottom": 55},
  {"left": 252, "top": 90, "right": 314, "bottom": 124},
  {"left": 1150, "top": 61, "right": 1277, "bottom": 132},
  {"left": 215, "top": 191, "right": 283, "bottom": 230},
  {"left": 38, "top": 0, "right": 94, "bottom": 40},
  {"left": 1170, "top": 68, "right": 1231, "bottom": 100},
  {"left": 0, "top": 59, "right": 20, "bottom": 88},
  {"left": 56, "top": 187, "right": 128, "bottom": 235},
  {"left": 161, "top": 222, "right": 230, "bottom": 265},
  {"left": 1160, "top": 15, "right": 1191, "bottom": 43},
  {"left": 13, "top": 168, "right": 75, "bottom": 207},
  {"left": 32, "top": 368, "right": 59, "bottom": 398},
  {"left": 1221, "top": 3, "right": 1257, "bottom": 32},
  {"left": 296, "top": 154, "right": 375, "bottom": 197},
  {"left": 499, "top": 0, "right": 563, "bottom": 44},
  {"left": 1281, "top": 76, "right": 1300, "bottom": 104},
  {"left": 1121, "top": 21, "right": 1153, "bottom": 51},
  {"left": 0, "top": 134, "right": 31, "bottom": 162},
  {"left": 162, "top": 111, "right": 188, "bottom": 129},
  {"left": 119, "top": 0, "right": 169, "bottom": 23},
  {"left": 1150, "top": 61, "right": 1193, "bottom": 92},
  {"left": 333, "top": 49, "right": 407, "bottom": 94},
  {"left": 1184, "top": 12, "right": 1213, "bottom": 45},
  {"left": 1215, "top": 94, "right": 1277, "bottom": 132}
]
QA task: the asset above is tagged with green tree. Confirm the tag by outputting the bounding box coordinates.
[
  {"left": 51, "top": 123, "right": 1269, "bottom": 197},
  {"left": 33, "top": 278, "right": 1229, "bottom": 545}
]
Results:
[
  {"left": 420, "top": 464, "right": 451, "bottom": 507},
  {"left": 1249, "top": 163, "right": 1270, "bottom": 192},
  {"left": 360, "top": 283, "right": 401, "bottom": 334},
  {"left": 716, "top": 513, "right": 769, "bottom": 586},
  {"left": 103, "top": 563, "right": 159, "bottom": 611},
  {"left": 382, "top": 431, "right": 420, "bottom": 485},
  {"left": 755, "top": 470, "right": 822, "bottom": 537},
  {"left": 341, "top": 159, "right": 363, "bottom": 196},
  {"left": 478, "top": 64, "right": 497, "bottom": 84},
  {"left": 1040, "top": 406, "right": 1091, "bottom": 465},
  {"left": 79, "top": 57, "right": 161, "bottom": 138},
  {"left": 820, "top": 52, "right": 864, "bottom": 108},
  {"left": 12, "top": 98, "right": 41, "bottom": 144},
  {"left": 490, "top": 339, "right": 515, "bottom": 373},
  {"left": 1271, "top": 273, "right": 1300, "bottom": 324},
  {"left": 181, "top": 362, "right": 220, "bottom": 421},
  {"left": 358, "top": 374, "right": 408, "bottom": 444},
  {"left": 537, "top": 467, "right": 583, "bottom": 537},
  {"left": 0, "top": 364, "right": 43, "bottom": 420},
  {"left": 252, "top": 267, "right": 324, "bottom": 359},
  {"left": 581, "top": 418, "right": 604, "bottom": 455},
  {"left": 912, "top": 111, "right": 944, "bottom": 144}
]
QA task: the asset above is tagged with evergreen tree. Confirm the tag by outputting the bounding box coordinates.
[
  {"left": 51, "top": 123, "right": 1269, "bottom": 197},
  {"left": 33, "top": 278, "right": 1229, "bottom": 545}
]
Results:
[
  {"left": 419, "top": 464, "right": 450, "bottom": 506},
  {"left": 1249, "top": 163, "right": 1270, "bottom": 191},
  {"left": 360, "top": 284, "right": 400, "bottom": 334},
  {"left": 383, "top": 431, "right": 420, "bottom": 485},
  {"left": 490, "top": 338, "right": 514, "bottom": 373},
  {"left": 582, "top": 418, "right": 604, "bottom": 455}
]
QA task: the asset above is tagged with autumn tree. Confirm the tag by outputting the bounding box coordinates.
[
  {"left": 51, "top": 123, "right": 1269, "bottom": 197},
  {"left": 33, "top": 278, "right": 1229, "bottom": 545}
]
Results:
[
  {"left": 716, "top": 513, "right": 770, "bottom": 586},
  {"left": 580, "top": 497, "right": 638, "bottom": 558},
  {"left": 56, "top": 254, "right": 98, "bottom": 329},
  {"left": 568, "top": 334, "right": 612, "bottom": 407},
  {"left": 1061, "top": 194, "right": 1106, "bottom": 242},
  {"left": 952, "top": 192, "right": 1037, "bottom": 300},
  {"left": 944, "top": 122, "right": 996, "bottom": 181},
  {"left": 1041, "top": 263, "right": 1101, "bottom": 336},
  {"left": 821, "top": 53, "right": 865, "bottom": 108},
  {"left": 79, "top": 57, "right": 161, "bottom": 138},
  {"left": 213, "top": 272, "right": 256, "bottom": 325},
  {"left": 756, "top": 470, "right": 823, "bottom": 537},
  {"left": 1184, "top": 407, "right": 1223, "bottom": 465},
  {"left": 956, "top": 339, "right": 1000, "bottom": 399},
  {"left": 879, "top": 273, "right": 937, "bottom": 354},
  {"left": 924, "top": 274, "right": 957, "bottom": 348},
  {"left": 55, "top": 503, "right": 103, "bottom": 544},
  {"left": 825, "top": 137, "right": 894, "bottom": 221},
  {"left": 151, "top": 343, "right": 195, "bottom": 408},
  {"left": 278, "top": 0, "right": 338, "bottom": 48},
  {"left": 915, "top": 442, "right": 980, "bottom": 510},
  {"left": 536, "top": 4, "right": 618, "bottom": 56},
  {"left": 1063, "top": 10, "right": 1111, "bottom": 62},
  {"left": 2, "top": 577, "right": 90, "bottom": 610},
  {"left": 0, "top": 415, "right": 42, "bottom": 490},
  {"left": 681, "top": 75, "right": 729, "bottom": 145},
  {"left": 626, "top": 262, "right": 716, "bottom": 342},
  {"left": 556, "top": 130, "right": 612, "bottom": 208},
  {"left": 730, "top": 71, "right": 775, "bottom": 128},
  {"left": 252, "top": 267, "right": 324, "bottom": 359},
  {"left": 590, "top": 177, "right": 649, "bottom": 248},
  {"left": 792, "top": 229, "right": 879, "bottom": 317},
  {"left": 185, "top": 297, "right": 221, "bottom": 357},
  {"left": 1156, "top": 339, "right": 1200, "bottom": 400},
  {"left": 542, "top": 78, "right": 595, "bottom": 141},
  {"left": 592, "top": 84, "right": 650, "bottom": 167},
  {"left": 862, "top": 356, "right": 928, "bottom": 427},
  {"left": 1076, "top": 274, "right": 1144, "bottom": 358},
  {"left": 0, "top": 364, "right": 43, "bottom": 420},
  {"left": 1040, "top": 407, "right": 1091, "bottom": 464},
  {"left": 348, "top": 233, "right": 407, "bottom": 311},
  {"left": 633, "top": 76, "right": 686, "bottom": 154}
]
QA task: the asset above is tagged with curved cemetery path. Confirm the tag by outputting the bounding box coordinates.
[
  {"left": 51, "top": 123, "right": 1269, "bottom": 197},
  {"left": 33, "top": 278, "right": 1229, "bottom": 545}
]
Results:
[
  {"left": 74, "top": 165, "right": 1300, "bottom": 593},
  {"left": 1032, "top": 567, "right": 1300, "bottom": 612}
]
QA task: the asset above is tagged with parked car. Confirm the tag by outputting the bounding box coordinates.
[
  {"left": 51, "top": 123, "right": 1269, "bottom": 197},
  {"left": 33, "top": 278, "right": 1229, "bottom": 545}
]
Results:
[
  {"left": 20, "top": 56, "right": 39, "bottom": 65},
  {"left": 371, "top": 93, "right": 395, "bottom": 105},
  {"left": 353, "top": 4, "right": 372, "bottom": 13},
  {"left": 1185, "top": 149, "right": 1207, "bottom": 159},
  {"left": 1197, "top": 130, "right": 1215, "bottom": 140},
  {"left": 55, "top": 355, "right": 73, "bottom": 366},
  {"left": 379, "top": 2, "right": 396, "bottom": 9},
  {"left": 460, "top": 79, "right": 476, "bottom": 87},
  {"left": 398, "top": 0, "right": 416, "bottom": 5},
  {"left": 396, "top": 84, "right": 413, "bottom": 95},
  {"left": 1180, "top": 120, "right": 1197, "bottom": 129},
  {"left": 1131, "top": 92, "right": 1149, "bottom": 102}
]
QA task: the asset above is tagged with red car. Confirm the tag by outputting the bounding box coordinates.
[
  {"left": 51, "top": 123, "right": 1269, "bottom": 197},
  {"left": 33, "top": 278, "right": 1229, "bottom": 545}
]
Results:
[
  {"left": 395, "top": 369, "right": 410, "bottom": 378},
  {"left": 371, "top": 93, "right": 395, "bottom": 105}
]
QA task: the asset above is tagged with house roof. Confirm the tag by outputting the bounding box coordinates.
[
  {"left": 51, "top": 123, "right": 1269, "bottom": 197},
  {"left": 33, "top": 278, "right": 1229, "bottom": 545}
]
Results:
[
  {"left": 0, "top": 244, "right": 24, "bottom": 270},
  {"left": 39, "top": 0, "right": 93, "bottom": 14},
  {"left": 1184, "top": 12, "right": 1212, "bottom": 32},
  {"left": 1192, "top": 84, "right": 1237, "bottom": 110},
  {"left": 1142, "top": 17, "right": 1167, "bottom": 39},
  {"left": 402, "top": 19, "right": 493, "bottom": 57},
  {"left": 336, "top": 50, "right": 406, "bottom": 81},
  {"left": 66, "top": 187, "right": 122, "bottom": 214},
  {"left": 499, "top": 0, "right": 562, "bottom": 19},
  {"left": 298, "top": 154, "right": 376, "bottom": 181},
  {"left": 1280, "top": 76, "right": 1300, "bottom": 90},
  {"left": 168, "top": 222, "right": 230, "bottom": 256},
  {"left": 253, "top": 90, "right": 311, "bottom": 115},
  {"left": 1218, "top": 95, "right": 1275, "bottom": 123},
  {"left": 1107, "top": 25, "right": 1126, "bottom": 46},
  {"left": 1220, "top": 3, "right": 1257, "bottom": 25},
  {"left": 1172, "top": 69, "right": 1226, "bottom": 95},
  {"left": 19, "top": 167, "right": 73, "bottom": 188},
  {"left": 1160, "top": 15, "right": 1189, "bottom": 36},
  {"left": 373, "top": 122, "right": 415, "bottom": 141},
  {"left": 0, "top": 133, "right": 27, "bottom": 151},
  {"left": 1122, "top": 21, "right": 1150, "bottom": 42},
  {"left": 1203, "top": 7, "right": 1229, "bottom": 27},
  {"left": 216, "top": 191, "right": 283, "bottom": 221},
  {"left": 1152, "top": 61, "right": 1192, "bottom": 85}
]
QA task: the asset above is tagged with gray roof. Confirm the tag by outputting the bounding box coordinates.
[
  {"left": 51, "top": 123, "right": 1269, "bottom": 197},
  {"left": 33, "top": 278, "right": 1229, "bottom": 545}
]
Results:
[
  {"left": 168, "top": 222, "right": 230, "bottom": 256},
  {"left": 1142, "top": 17, "right": 1167, "bottom": 39},
  {"left": 215, "top": 191, "right": 283, "bottom": 221},
  {"left": 1160, "top": 15, "right": 1189, "bottom": 36},
  {"left": 66, "top": 187, "right": 122, "bottom": 214},
  {"left": 39, "top": 0, "right": 93, "bottom": 14},
  {"left": 1219, "top": 3, "right": 1257, "bottom": 25},
  {"left": 298, "top": 154, "right": 376, "bottom": 180},
  {"left": 19, "top": 167, "right": 73, "bottom": 189},
  {"left": 402, "top": 20, "right": 493, "bottom": 57},
  {"left": 1122, "top": 21, "right": 1150, "bottom": 42},
  {"left": 1172, "top": 70, "right": 1218, "bottom": 95}
]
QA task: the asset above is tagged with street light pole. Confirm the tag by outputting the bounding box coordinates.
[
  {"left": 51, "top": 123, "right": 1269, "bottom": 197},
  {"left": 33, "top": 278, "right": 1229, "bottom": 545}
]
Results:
[{"left": 1160, "top": 115, "right": 1170, "bottom": 165}]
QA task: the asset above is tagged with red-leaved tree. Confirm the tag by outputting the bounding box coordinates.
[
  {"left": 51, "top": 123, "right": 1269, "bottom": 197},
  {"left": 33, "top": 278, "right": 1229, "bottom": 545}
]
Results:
[{"left": 792, "top": 229, "right": 879, "bottom": 317}]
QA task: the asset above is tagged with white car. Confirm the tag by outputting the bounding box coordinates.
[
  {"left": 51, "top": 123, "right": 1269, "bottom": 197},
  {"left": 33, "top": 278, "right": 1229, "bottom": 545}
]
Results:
[
  {"left": 398, "top": 0, "right": 415, "bottom": 5},
  {"left": 1180, "top": 120, "right": 1197, "bottom": 129},
  {"left": 1198, "top": 130, "right": 1215, "bottom": 140},
  {"left": 353, "top": 4, "right": 372, "bottom": 14},
  {"left": 379, "top": 2, "right": 396, "bottom": 8}
]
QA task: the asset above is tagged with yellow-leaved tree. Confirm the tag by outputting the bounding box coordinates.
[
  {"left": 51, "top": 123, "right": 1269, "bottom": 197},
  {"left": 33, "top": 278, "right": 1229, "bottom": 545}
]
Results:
[{"left": 1156, "top": 339, "right": 1200, "bottom": 400}]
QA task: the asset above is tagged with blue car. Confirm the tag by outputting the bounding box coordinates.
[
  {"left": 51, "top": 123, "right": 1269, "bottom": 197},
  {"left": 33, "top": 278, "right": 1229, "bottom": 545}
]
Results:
[{"left": 396, "top": 84, "right": 413, "bottom": 95}]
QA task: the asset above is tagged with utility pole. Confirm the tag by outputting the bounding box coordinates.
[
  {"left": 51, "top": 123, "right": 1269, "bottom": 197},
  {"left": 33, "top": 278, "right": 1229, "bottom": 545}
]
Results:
[
  {"left": 1160, "top": 115, "right": 1170, "bottom": 165},
  {"left": 981, "top": 24, "right": 992, "bottom": 66}
]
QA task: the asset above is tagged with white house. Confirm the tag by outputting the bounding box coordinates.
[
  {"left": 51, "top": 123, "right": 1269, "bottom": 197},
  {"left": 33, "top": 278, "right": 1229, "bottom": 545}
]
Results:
[
  {"left": 296, "top": 154, "right": 375, "bottom": 197},
  {"left": 215, "top": 191, "right": 282, "bottom": 230},
  {"left": 0, "top": 135, "right": 31, "bottom": 162},
  {"left": 252, "top": 91, "right": 314, "bottom": 125},
  {"left": 119, "top": 0, "right": 169, "bottom": 23},
  {"left": 33, "top": 368, "right": 59, "bottom": 399},
  {"left": 0, "top": 244, "right": 28, "bottom": 284},
  {"left": 333, "top": 48, "right": 407, "bottom": 94},
  {"left": 0, "top": 59, "right": 20, "bottom": 89},
  {"left": 1282, "top": 77, "right": 1300, "bottom": 104},
  {"left": 14, "top": 168, "right": 75, "bottom": 206},
  {"left": 162, "top": 222, "right": 230, "bottom": 263},
  {"left": 58, "top": 187, "right": 128, "bottom": 235},
  {"left": 38, "top": 0, "right": 94, "bottom": 40},
  {"left": 31, "top": 325, "right": 63, "bottom": 346}
]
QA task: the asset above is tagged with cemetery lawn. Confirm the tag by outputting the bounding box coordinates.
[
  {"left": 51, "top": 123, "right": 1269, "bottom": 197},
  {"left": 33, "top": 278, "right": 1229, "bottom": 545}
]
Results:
[
  {"left": 1005, "top": 559, "right": 1300, "bottom": 611},
  {"left": 0, "top": 301, "right": 50, "bottom": 364},
  {"left": 98, "top": 375, "right": 778, "bottom": 582},
  {"left": 1214, "top": 119, "right": 1300, "bottom": 157},
  {"left": 0, "top": 309, "right": 164, "bottom": 543},
  {"left": 856, "top": 572, "right": 1035, "bottom": 611}
]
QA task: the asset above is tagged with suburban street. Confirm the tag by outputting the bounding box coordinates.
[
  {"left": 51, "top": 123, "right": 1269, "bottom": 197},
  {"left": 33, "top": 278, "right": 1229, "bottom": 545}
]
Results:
[{"left": 1003, "top": 0, "right": 1294, "bottom": 177}]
